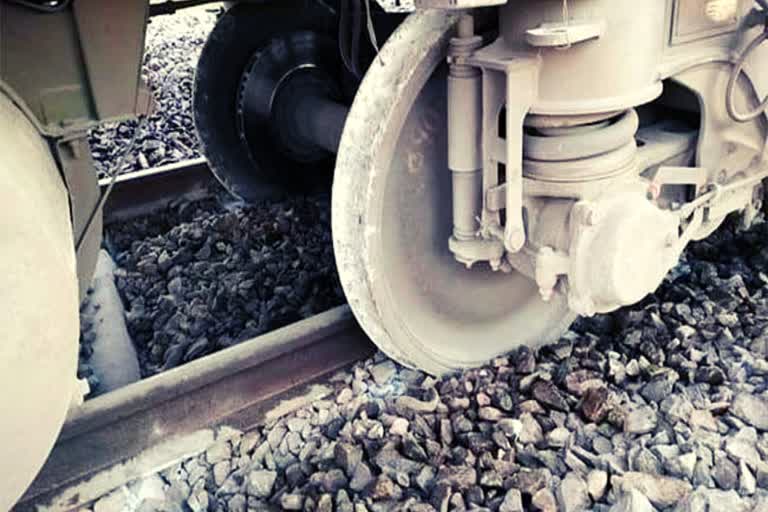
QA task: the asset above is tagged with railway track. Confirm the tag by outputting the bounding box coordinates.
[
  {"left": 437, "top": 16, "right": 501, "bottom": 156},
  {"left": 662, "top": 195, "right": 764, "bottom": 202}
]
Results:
[
  {"left": 15, "top": 160, "right": 374, "bottom": 512},
  {"left": 100, "top": 157, "right": 214, "bottom": 222}
]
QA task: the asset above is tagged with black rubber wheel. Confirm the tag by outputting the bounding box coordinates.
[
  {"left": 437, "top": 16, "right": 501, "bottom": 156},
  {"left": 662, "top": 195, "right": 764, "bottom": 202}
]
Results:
[{"left": 193, "top": 2, "right": 342, "bottom": 201}]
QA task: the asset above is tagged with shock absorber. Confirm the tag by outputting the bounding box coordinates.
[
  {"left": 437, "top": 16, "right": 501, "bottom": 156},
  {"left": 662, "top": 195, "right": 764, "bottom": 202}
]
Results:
[{"left": 447, "top": 14, "right": 489, "bottom": 268}]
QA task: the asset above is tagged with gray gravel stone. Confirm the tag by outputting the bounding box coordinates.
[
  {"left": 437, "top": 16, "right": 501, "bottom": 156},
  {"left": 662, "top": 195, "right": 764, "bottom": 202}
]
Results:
[
  {"left": 246, "top": 470, "right": 276, "bottom": 498},
  {"left": 532, "top": 488, "right": 558, "bottom": 512},
  {"left": 609, "top": 489, "right": 654, "bottom": 512},
  {"left": 612, "top": 472, "right": 692, "bottom": 508},
  {"left": 732, "top": 394, "right": 768, "bottom": 431},
  {"left": 280, "top": 493, "right": 304, "bottom": 510},
  {"left": 625, "top": 406, "right": 658, "bottom": 434},
  {"left": 499, "top": 489, "right": 524, "bottom": 512},
  {"left": 519, "top": 413, "right": 544, "bottom": 444},
  {"left": 206, "top": 441, "right": 231, "bottom": 465},
  {"left": 370, "top": 361, "right": 397, "bottom": 385},
  {"left": 714, "top": 451, "right": 739, "bottom": 490},
  {"left": 558, "top": 472, "right": 590, "bottom": 512},
  {"left": 350, "top": 462, "right": 374, "bottom": 492},
  {"left": 587, "top": 469, "right": 608, "bottom": 501}
]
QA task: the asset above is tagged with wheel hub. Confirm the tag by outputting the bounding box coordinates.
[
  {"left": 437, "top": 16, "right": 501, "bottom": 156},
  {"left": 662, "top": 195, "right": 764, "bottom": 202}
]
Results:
[
  {"left": 236, "top": 31, "right": 345, "bottom": 164},
  {"left": 193, "top": 3, "right": 345, "bottom": 200}
]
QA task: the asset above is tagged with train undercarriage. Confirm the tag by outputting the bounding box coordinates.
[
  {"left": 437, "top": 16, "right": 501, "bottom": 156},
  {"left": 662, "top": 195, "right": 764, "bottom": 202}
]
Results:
[{"left": 1, "top": 0, "right": 768, "bottom": 507}]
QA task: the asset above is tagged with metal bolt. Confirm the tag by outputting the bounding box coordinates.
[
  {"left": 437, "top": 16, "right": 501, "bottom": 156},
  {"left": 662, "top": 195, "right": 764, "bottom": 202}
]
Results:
[{"left": 505, "top": 229, "right": 526, "bottom": 253}]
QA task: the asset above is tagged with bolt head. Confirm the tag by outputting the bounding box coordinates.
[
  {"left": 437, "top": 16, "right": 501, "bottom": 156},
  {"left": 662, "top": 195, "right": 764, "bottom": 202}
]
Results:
[{"left": 505, "top": 229, "right": 526, "bottom": 253}]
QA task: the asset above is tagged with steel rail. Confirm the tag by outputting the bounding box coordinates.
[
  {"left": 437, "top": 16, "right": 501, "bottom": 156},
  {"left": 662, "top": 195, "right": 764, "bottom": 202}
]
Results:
[
  {"left": 16, "top": 306, "right": 372, "bottom": 512},
  {"left": 14, "top": 159, "right": 374, "bottom": 511},
  {"left": 100, "top": 157, "right": 215, "bottom": 223}
]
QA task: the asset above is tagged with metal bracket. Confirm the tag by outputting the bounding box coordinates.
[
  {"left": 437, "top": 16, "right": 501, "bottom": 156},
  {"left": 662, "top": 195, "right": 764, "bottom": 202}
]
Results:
[
  {"left": 646, "top": 165, "right": 708, "bottom": 199},
  {"left": 54, "top": 135, "right": 103, "bottom": 301},
  {"left": 468, "top": 42, "right": 541, "bottom": 253},
  {"left": 525, "top": 21, "right": 605, "bottom": 48}
]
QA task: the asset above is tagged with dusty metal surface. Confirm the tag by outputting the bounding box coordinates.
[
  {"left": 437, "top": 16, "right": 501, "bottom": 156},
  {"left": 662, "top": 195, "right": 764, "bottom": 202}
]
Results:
[
  {"left": 0, "top": 91, "right": 81, "bottom": 512},
  {"left": 57, "top": 135, "right": 103, "bottom": 300},
  {"left": 100, "top": 157, "right": 214, "bottom": 222},
  {"left": 332, "top": 10, "right": 575, "bottom": 377},
  {"left": 0, "top": 0, "right": 149, "bottom": 135},
  {"left": 16, "top": 306, "right": 373, "bottom": 512}
]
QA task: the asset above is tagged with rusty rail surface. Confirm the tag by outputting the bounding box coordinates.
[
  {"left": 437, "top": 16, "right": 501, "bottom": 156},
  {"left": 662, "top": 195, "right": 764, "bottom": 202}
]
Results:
[{"left": 14, "top": 160, "right": 374, "bottom": 511}]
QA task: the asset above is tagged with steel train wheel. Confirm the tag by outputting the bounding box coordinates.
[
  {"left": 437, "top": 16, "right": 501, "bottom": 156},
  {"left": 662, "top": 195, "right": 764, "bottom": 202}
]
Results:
[
  {"left": 0, "top": 95, "right": 79, "bottom": 509},
  {"left": 193, "top": 2, "right": 342, "bottom": 201},
  {"left": 332, "top": 11, "right": 575, "bottom": 376}
]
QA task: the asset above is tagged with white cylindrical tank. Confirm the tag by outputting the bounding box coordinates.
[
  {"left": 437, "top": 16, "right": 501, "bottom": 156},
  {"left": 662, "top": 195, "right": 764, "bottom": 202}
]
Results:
[{"left": 0, "top": 93, "right": 79, "bottom": 510}]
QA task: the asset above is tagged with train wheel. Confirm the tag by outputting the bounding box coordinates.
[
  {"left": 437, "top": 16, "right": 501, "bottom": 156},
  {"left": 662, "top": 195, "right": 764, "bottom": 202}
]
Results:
[
  {"left": 332, "top": 11, "right": 575, "bottom": 376},
  {"left": 0, "top": 95, "right": 79, "bottom": 508},
  {"left": 193, "top": 2, "right": 344, "bottom": 201}
]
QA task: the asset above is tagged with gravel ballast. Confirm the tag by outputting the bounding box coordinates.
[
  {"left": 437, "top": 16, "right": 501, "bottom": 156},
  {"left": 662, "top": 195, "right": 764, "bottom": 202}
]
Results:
[
  {"left": 79, "top": 218, "right": 768, "bottom": 511},
  {"left": 106, "top": 190, "right": 344, "bottom": 377},
  {"left": 80, "top": 7, "right": 220, "bottom": 388},
  {"left": 87, "top": 8, "right": 218, "bottom": 178}
]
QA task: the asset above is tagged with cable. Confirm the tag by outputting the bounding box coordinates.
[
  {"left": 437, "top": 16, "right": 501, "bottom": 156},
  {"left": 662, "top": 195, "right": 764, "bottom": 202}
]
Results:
[
  {"left": 76, "top": 60, "right": 186, "bottom": 251},
  {"left": 364, "top": 0, "right": 384, "bottom": 65},
  {"left": 339, "top": 0, "right": 354, "bottom": 75},
  {"left": 76, "top": 115, "right": 147, "bottom": 250},
  {"left": 726, "top": 28, "right": 768, "bottom": 122},
  {"left": 338, "top": 0, "right": 363, "bottom": 79},
  {"left": 351, "top": 0, "right": 363, "bottom": 78}
]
